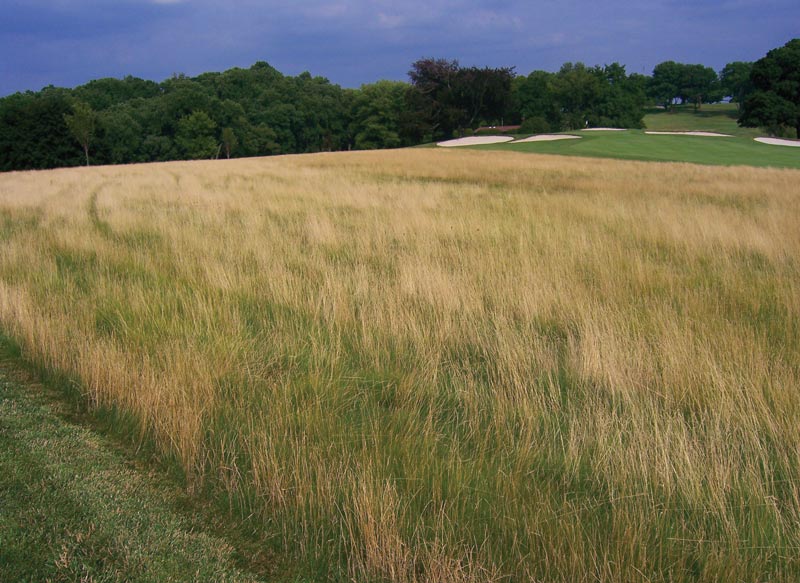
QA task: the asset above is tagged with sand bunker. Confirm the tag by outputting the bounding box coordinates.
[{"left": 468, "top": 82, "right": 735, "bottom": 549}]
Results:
[
  {"left": 754, "top": 137, "right": 800, "bottom": 147},
  {"left": 582, "top": 128, "right": 627, "bottom": 131},
  {"left": 645, "top": 131, "right": 732, "bottom": 137},
  {"left": 513, "top": 134, "right": 582, "bottom": 143},
  {"left": 437, "top": 136, "right": 514, "bottom": 147}
]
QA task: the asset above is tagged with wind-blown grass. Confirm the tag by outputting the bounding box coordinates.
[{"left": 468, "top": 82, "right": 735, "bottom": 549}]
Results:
[{"left": 0, "top": 149, "right": 799, "bottom": 582}]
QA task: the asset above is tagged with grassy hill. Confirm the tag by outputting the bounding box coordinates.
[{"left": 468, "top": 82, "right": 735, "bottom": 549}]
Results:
[{"left": 1, "top": 151, "right": 799, "bottom": 582}]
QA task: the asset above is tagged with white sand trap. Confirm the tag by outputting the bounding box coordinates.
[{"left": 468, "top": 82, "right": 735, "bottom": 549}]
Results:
[
  {"left": 645, "top": 131, "right": 733, "bottom": 137},
  {"left": 582, "top": 128, "right": 627, "bottom": 131},
  {"left": 513, "top": 134, "right": 582, "bottom": 143},
  {"left": 437, "top": 136, "right": 514, "bottom": 147},
  {"left": 754, "top": 137, "right": 800, "bottom": 147}
]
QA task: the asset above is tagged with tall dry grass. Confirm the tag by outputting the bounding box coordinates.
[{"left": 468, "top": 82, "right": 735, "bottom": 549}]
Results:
[{"left": 0, "top": 149, "right": 799, "bottom": 581}]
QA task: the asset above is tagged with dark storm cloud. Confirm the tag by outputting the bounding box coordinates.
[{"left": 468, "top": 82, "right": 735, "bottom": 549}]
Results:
[
  {"left": 0, "top": 0, "right": 179, "bottom": 38},
  {"left": 1, "top": 0, "right": 797, "bottom": 96}
]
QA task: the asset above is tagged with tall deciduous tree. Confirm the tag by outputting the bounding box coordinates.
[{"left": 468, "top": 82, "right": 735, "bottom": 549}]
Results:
[
  {"left": 593, "top": 63, "right": 647, "bottom": 128},
  {"left": 64, "top": 101, "right": 96, "bottom": 165},
  {"left": 407, "top": 58, "right": 462, "bottom": 140},
  {"left": 720, "top": 61, "right": 753, "bottom": 108},
  {"left": 407, "top": 58, "right": 514, "bottom": 139},
  {"left": 0, "top": 88, "right": 80, "bottom": 170},
  {"left": 680, "top": 64, "right": 721, "bottom": 110},
  {"left": 221, "top": 127, "right": 237, "bottom": 158},
  {"left": 649, "top": 61, "right": 721, "bottom": 111},
  {"left": 740, "top": 39, "right": 800, "bottom": 138},
  {"left": 455, "top": 66, "right": 515, "bottom": 128},
  {"left": 175, "top": 111, "right": 218, "bottom": 159},
  {"left": 649, "top": 61, "right": 683, "bottom": 109},
  {"left": 97, "top": 105, "right": 144, "bottom": 164},
  {"left": 351, "top": 81, "right": 407, "bottom": 150},
  {"left": 550, "top": 62, "right": 602, "bottom": 129},
  {"left": 510, "top": 70, "right": 559, "bottom": 131},
  {"left": 74, "top": 76, "right": 160, "bottom": 110}
]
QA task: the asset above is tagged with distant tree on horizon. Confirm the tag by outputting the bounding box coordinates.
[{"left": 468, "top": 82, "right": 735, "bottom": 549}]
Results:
[
  {"left": 648, "top": 61, "right": 721, "bottom": 110},
  {"left": 680, "top": 64, "right": 721, "bottom": 110},
  {"left": 0, "top": 88, "right": 81, "bottom": 171},
  {"left": 720, "top": 61, "right": 754, "bottom": 109},
  {"left": 407, "top": 58, "right": 514, "bottom": 140},
  {"left": 407, "top": 58, "right": 463, "bottom": 140},
  {"left": 648, "top": 61, "right": 683, "bottom": 109},
  {"left": 1, "top": 49, "right": 784, "bottom": 172},
  {"left": 739, "top": 39, "right": 800, "bottom": 138},
  {"left": 64, "top": 100, "right": 96, "bottom": 166},
  {"left": 221, "top": 127, "right": 237, "bottom": 159},
  {"left": 351, "top": 80, "right": 407, "bottom": 150},
  {"left": 510, "top": 70, "right": 560, "bottom": 131},
  {"left": 175, "top": 111, "right": 217, "bottom": 159}
]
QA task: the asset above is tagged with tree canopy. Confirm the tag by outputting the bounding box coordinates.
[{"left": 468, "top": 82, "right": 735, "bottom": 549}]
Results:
[
  {"left": 64, "top": 100, "right": 96, "bottom": 165},
  {"left": 739, "top": 39, "right": 800, "bottom": 138},
  {"left": 406, "top": 59, "right": 515, "bottom": 141},
  {"left": 509, "top": 63, "right": 646, "bottom": 132},
  {"left": 0, "top": 39, "right": 796, "bottom": 172},
  {"left": 648, "top": 61, "right": 721, "bottom": 110},
  {"left": 720, "top": 61, "right": 753, "bottom": 107}
]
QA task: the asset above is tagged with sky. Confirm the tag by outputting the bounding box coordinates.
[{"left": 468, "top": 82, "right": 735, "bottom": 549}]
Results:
[{"left": 1, "top": 0, "right": 797, "bottom": 96}]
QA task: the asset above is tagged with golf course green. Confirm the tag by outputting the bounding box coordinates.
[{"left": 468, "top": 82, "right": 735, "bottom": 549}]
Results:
[{"left": 470, "top": 105, "right": 800, "bottom": 168}]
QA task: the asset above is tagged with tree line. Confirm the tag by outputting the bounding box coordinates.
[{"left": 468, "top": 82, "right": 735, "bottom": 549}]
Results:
[{"left": 1, "top": 39, "right": 797, "bottom": 171}]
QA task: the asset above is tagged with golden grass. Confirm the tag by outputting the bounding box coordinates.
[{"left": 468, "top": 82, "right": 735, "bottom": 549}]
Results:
[{"left": 1, "top": 149, "right": 799, "bottom": 581}]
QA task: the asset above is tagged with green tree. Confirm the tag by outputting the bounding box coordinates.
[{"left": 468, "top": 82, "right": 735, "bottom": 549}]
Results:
[
  {"left": 290, "top": 72, "right": 352, "bottom": 152},
  {"left": 221, "top": 127, "right": 237, "bottom": 158},
  {"left": 175, "top": 111, "right": 218, "bottom": 159},
  {"left": 455, "top": 66, "right": 515, "bottom": 128},
  {"left": 64, "top": 101, "right": 97, "bottom": 165},
  {"left": 0, "top": 88, "right": 81, "bottom": 170},
  {"left": 510, "top": 71, "right": 560, "bottom": 130},
  {"left": 351, "top": 81, "right": 408, "bottom": 150},
  {"left": 649, "top": 61, "right": 683, "bottom": 109},
  {"left": 680, "top": 64, "right": 721, "bottom": 110},
  {"left": 73, "top": 76, "right": 160, "bottom": 111},
  {"left": 407, "top": 58, "right": 463, "bottom": 140},
  {"left": 96, "top": 105, "right": 145, "bottom": 164},
  {"left": 740, "top": 39, "right": 800, "bottom": 138},
  {"left": 720, "top": 61, "right": 753, "bottom": 108},
  {"left": 649, "top": 61, "right": 721, "bottom": 111},
  {"left": 407, "top": 58, "right": 515, "bottom": 139},
  {"left": 592, "top": 63, "right": 646, "bottom": 128},
  {"left": 550, "top": 62, "right": 602, "bottom": 129},
  {"left": 159, "top": 77, "right": 216, "bottom": 139}
]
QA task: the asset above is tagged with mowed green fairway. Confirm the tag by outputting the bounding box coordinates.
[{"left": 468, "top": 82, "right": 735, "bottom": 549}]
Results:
[
  {"left": 471, "top": 104, "right": 800, "bottom": 168},
  {"left": 643, "top": 104, "right": 761, "bottom": 137},
  {"left": 477, "top": 131, "right": 799, "bottom": 168}
]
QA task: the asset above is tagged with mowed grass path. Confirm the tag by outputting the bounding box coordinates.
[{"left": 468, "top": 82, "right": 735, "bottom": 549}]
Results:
[
  {"left": 473, "top": 104, "right": 800, "bottom": 168},
  {"left": 0, "top": 343, "right": 270, "bottom": 583},
  {"left": 0, "top": 149, "right": 799, "bottom": 582}
]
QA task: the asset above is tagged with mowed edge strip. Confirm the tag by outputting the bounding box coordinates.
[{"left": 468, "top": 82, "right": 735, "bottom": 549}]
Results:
[{"left": 0, "top": 353, "right": 271, "bottom": 583}]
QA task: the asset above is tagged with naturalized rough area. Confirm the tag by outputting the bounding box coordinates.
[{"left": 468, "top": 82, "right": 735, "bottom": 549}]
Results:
[{"left": 0, "top": 148, "right": 799, "bottom": 582}]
